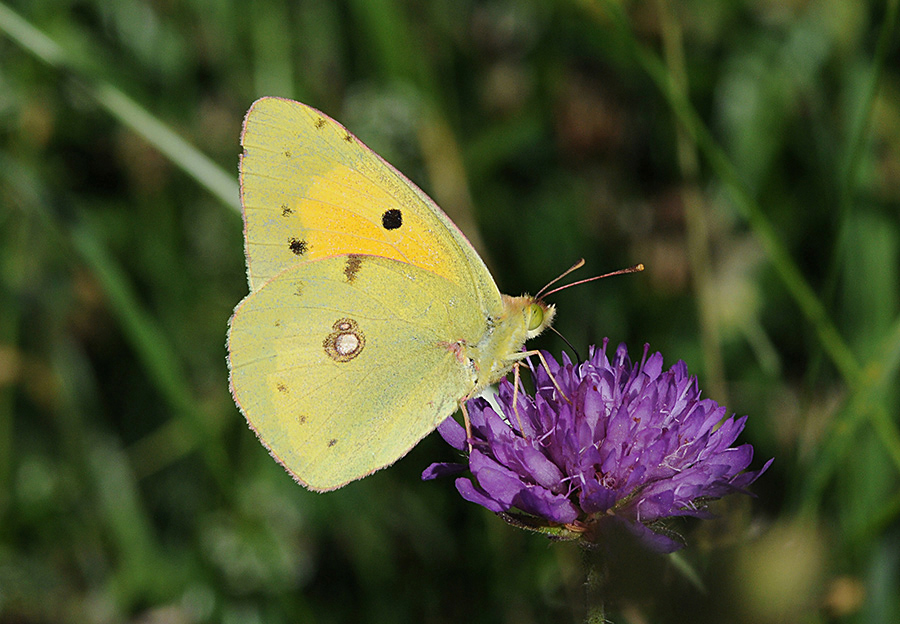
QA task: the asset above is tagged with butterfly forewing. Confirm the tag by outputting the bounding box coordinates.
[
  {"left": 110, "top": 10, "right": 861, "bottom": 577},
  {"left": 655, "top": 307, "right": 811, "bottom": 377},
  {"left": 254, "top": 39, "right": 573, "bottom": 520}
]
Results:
[{"left": 239, "top": 97, "right": 503, "bottom": 320}]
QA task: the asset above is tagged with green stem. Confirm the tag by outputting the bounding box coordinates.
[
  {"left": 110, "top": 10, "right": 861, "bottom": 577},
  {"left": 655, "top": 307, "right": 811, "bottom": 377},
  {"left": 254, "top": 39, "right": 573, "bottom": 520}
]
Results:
[{"left": 582, "top": 547, "right": 609, "bottom": 624}]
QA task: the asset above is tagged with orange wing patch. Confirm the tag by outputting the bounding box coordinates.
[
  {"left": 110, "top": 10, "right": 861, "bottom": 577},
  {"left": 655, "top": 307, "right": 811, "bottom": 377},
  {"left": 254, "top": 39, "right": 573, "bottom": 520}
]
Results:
[{"left": 288, "top": 167, "right": 450, "bottom": 272}]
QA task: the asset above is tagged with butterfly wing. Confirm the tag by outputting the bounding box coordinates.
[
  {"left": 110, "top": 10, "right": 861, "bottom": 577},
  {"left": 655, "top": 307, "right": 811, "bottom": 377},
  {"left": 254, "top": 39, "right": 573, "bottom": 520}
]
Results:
[
  {"left": 227, "top": 254, "right": 484, "bottom": 492},
  {"left": 239, "top": 96, "right": 502, "bottom": 317}
]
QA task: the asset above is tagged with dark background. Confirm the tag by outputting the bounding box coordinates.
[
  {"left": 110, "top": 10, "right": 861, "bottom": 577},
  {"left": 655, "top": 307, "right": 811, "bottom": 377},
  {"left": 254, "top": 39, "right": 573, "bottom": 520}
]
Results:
[{"left": 1, "top": 1, "right": 898, "bottom": 622}]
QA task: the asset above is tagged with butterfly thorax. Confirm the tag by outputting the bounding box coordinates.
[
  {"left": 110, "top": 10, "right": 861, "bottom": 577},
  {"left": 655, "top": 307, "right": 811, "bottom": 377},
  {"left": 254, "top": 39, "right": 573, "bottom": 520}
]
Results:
[{"left": 467, "top": 294, "right": 556, "bottom": 394}]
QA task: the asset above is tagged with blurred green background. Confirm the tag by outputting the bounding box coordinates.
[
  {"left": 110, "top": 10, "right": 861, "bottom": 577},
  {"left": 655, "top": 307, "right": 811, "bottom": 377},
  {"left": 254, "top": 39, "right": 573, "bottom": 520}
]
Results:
[{"left": 1, "top": 0, "right": 899, "bottom": 622}]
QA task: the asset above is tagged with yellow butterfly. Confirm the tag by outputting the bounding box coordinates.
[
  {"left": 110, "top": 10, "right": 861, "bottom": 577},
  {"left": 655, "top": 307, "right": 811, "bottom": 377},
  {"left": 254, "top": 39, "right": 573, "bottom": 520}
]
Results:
[{"left": 227, "top": 97, "right": 554, "bottom": 491}]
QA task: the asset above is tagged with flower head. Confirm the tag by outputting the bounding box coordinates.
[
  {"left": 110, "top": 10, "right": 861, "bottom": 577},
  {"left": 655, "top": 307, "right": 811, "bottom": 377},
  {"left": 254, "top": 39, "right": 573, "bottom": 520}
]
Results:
[{"left": 423, "top": 340, "right": 772, "bottom": 552}]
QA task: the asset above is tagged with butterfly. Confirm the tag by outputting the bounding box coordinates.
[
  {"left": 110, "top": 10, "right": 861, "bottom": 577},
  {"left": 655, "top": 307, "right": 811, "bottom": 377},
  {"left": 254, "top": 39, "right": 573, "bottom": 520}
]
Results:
[{"left": 227, "top": 97, "right": 555, "bottom": 491}]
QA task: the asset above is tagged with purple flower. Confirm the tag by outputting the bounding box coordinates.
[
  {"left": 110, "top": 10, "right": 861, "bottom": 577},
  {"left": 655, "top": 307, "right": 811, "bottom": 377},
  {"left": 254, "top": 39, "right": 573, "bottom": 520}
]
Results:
[{"left": 423, "top": 340, "right": 772, "bottom": 552}]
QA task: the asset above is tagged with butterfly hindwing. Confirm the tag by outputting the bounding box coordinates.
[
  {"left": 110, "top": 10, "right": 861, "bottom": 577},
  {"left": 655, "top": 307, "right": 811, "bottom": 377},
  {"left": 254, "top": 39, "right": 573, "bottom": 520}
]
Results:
[{"left": 227, "top": 254, "right": 484, "bottom": 491}]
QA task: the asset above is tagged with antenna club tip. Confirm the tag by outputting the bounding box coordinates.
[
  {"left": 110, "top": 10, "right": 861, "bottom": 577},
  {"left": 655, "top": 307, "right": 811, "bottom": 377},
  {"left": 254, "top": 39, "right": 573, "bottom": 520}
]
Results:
[{"left": 634, "top": 263, "right": 645, "bottom": 272}]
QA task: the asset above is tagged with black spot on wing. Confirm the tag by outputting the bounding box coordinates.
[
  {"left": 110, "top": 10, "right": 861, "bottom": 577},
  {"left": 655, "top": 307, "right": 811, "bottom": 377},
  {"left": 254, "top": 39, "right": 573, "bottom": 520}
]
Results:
[
  {"left": 382, "top": 209, "right": 402, "bottom": 230},
  {"left": 281, "top": 204, "right": 293, "bottom": 216},
  {"left": 288, "top": 237, "right": 308, "bottom": 256}
]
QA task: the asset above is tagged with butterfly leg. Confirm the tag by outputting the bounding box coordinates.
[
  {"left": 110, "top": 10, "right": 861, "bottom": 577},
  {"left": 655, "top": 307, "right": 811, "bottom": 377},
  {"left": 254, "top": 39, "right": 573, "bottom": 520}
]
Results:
[
  {"left": 510, "top": 362, "right": 527, "bottom": 435},
  {"left": 513, "top": 350, "right": 570, "bottom": 403},
  {"left": 459, "top": 399, "right": 473, "bottom": 453}
]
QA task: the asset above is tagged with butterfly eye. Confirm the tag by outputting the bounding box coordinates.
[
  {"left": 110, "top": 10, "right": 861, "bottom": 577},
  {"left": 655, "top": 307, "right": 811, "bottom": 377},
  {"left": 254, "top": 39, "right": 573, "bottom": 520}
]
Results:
[{"left": 527, "top": 303, "right": 544, "bottom": 331}]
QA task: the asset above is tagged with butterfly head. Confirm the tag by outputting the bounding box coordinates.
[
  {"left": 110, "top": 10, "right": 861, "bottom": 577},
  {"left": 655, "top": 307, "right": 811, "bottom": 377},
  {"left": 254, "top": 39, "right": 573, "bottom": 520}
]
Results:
[
  {"left": 499, "top": 294, "right": 555, "bottom": 341},
  {"left": 524, "top": 298, "right": 555, "bottom": 339}
]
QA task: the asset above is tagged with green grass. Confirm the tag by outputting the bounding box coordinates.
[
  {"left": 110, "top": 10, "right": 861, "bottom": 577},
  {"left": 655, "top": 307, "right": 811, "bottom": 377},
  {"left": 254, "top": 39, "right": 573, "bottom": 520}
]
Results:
[{"left": 1, "top": 0, "right": 899, "bottom": 622}]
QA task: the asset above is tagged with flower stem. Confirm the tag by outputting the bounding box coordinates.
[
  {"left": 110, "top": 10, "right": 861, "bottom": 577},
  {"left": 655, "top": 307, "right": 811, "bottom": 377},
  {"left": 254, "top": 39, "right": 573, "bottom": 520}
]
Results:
[{"left": 582, "top": 547, "right": 609, "bottom": 624}]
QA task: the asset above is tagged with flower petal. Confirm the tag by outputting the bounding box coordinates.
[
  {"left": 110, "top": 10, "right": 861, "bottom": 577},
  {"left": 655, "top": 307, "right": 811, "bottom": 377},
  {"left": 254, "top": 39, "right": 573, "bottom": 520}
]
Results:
[
  {"left": 436, "top": 415, "right": 467, "bottom": 450},
  {"left": 455, "top": 478, "right": 506, "bottom": 513},
  {"left": 514, "top": 486, "right": 580, "bottom": 524},
  {"left": 422, "top": 462, "right": 465, "bottom": 481}
]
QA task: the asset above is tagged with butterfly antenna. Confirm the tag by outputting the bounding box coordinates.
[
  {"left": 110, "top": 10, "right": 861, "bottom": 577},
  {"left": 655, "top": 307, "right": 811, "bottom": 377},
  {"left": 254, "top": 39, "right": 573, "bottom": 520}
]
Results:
[
  {"left": 540, "top": 263, "right": 644, "bottom": 299},
  {"left": 535, "top": 259, "right": 586, "bottom": 301}
]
